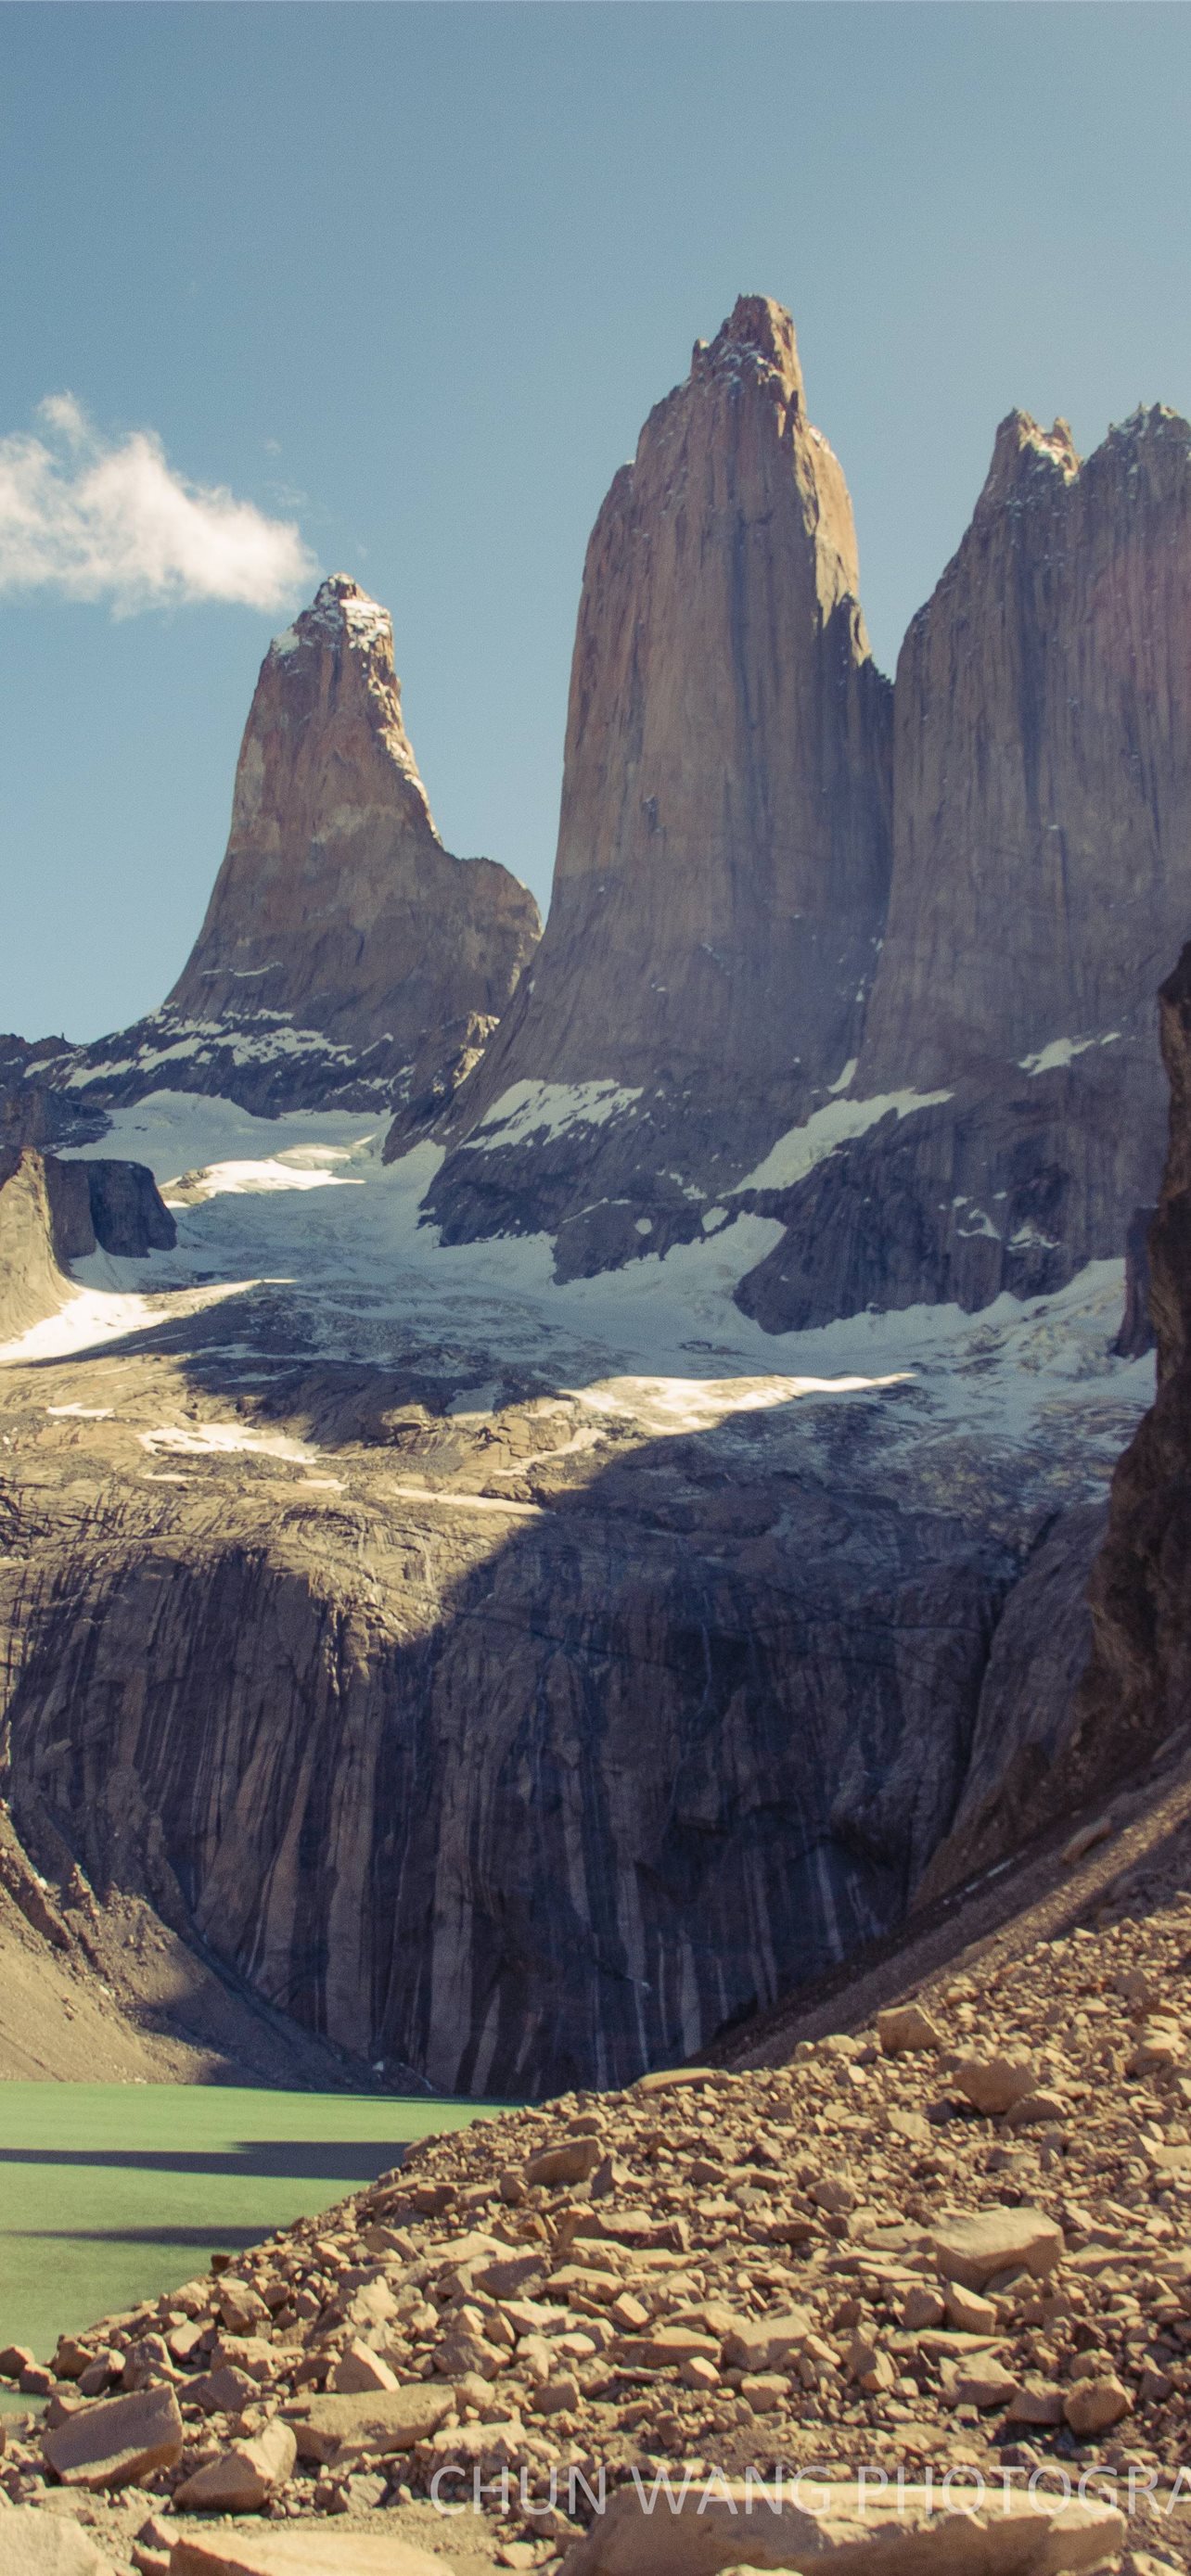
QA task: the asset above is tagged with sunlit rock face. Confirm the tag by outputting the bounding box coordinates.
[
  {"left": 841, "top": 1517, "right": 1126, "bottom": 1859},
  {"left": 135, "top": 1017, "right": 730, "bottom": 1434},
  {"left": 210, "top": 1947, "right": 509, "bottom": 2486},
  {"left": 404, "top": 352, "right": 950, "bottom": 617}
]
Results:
[
  {"left": 735, "top": 402, "right": 1191, "bottom": 1332},
  {"left": 45, "top": 575, "right": 541, "bottom": 1118},
  {"left": 420, "top": 297, "right": 893, "bottom": 1274}
]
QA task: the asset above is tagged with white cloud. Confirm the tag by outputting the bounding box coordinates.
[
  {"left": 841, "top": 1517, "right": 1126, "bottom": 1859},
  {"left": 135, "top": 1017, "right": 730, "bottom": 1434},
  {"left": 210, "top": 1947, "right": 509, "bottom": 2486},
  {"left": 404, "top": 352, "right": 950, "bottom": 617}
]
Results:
[{"left": 0, "top": 394, "right": 316, "bottom": 616}]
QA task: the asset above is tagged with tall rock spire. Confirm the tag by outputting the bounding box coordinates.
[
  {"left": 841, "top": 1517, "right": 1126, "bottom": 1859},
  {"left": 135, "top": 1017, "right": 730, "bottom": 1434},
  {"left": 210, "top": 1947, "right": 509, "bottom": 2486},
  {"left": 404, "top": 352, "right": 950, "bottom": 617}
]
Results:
[
  {"left": 860, "top": 405, "right": 1191, "bottom": 1091},
  {"left": 422, "top": 297, "right": 892, "bottom": 1272},
  {"left": 736, "top": 401, "right": 1191, "bottom": 1333},
  {"left": 166, "top": 573, "right": 540, "bottom": 1097}
]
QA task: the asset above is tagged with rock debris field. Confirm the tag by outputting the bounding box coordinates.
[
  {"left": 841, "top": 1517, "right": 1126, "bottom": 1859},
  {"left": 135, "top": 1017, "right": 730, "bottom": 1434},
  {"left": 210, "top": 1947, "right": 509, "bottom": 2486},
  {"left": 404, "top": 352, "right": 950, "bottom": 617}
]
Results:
[{"left": 8, "top": 1862, "right": 1191, "bottom": 2574}]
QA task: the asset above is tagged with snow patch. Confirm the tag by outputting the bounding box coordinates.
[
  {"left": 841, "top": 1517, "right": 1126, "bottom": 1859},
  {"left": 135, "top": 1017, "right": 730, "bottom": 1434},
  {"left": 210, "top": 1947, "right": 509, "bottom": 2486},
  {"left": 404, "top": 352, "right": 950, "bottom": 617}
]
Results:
[
  {"left": 1018, "top": 1031, "right": 1122, "bottom": 1077},
  {"left": 735, "top": 1090, "right": 953, "bottom": 1194},
  {"left": 827, "top": 1057, "right": 858, "bottom": 1096},
  {"left": 139, "top": 1422, "right": 319, "bottom": 1464},
  {"left": 468, "top": 1080, "right": 644, "bottom": 1152}
]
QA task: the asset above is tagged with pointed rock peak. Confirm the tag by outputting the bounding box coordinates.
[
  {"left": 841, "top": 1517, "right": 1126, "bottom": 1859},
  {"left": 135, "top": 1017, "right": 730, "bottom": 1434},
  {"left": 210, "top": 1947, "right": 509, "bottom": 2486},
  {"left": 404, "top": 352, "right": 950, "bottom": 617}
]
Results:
[
  {"left": 700, "top": 293, "right": 804, "bottom": 389},
  {"left": 980, "top": 410, "right": 1082, "bottom": 509},
  {"left": 1108, "top": 401, "right": 1191, "bottom": 456},
  {"left": 270, "top": 571, "right": 393, "bottom": 664}
]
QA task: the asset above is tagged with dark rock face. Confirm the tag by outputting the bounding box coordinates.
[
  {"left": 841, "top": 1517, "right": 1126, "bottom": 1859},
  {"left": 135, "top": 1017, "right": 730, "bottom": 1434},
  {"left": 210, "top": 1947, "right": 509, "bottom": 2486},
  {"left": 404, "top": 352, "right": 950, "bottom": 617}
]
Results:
[
  {"left": 735, "top": 1048, "right": 1165, "bottom": 1333},
  {"left": 740, "top": 403, "right": 1191, "bottom": 1330},
  {"left": 79, "top": 1160, "right": 177, "bottom": 1256},
  {"left": 41, "top": 577, "right": 540, "bottom": 1120},
  {"left": 0, "top": 1389, "right": 1025, "bottom": 2096},
  {"left": 422, "top": 297, "right": 892, "bottom": 1248},
  {"left": 1067, "top": 944, "right": 1191, "bottom": 1786},
  {"left": 913, "top": 1502, "right": 1108, "bottom": 1905}
]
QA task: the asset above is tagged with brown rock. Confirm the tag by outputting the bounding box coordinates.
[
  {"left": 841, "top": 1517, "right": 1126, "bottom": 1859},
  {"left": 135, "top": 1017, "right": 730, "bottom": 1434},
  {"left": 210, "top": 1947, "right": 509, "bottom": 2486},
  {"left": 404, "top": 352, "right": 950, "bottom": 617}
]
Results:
[
  {"left": 932, "top": 2206, "right": 1064, "bottom": 2289},
  {"left": 172, "top": 2417, "right": 297, "bottom": 2512},
  {"left": 721, "top": 2309, "right": 811, "bottom": 2371},
  {"left": 186, "top": 2366, "right": 263, "bottom": 2416},
  {"left": 952, "top": 2055, "right": 1039, "bottom": 2115},
  {"left": 1007, "top": 2378, "right": 1067, "bottom": 2427},
  {"left": 1063, "top": 2373, "right": 1133, "bottom": 2436},
  {"left": 555, "top": 2474, "right": 1122, "bottom": 2573},
  {"left": 328, "top": 2340, "right": 399, "bottom": 2395},
  {"left": 215, "top": 2279, "right": 270, "bottom": 2335},
  {"left": 1004, "top": 2090, "right": 1069, "bottom": 2131},
  {"left": 531, "top": 2372, "right": 581, "bottom": 2417},
  {"left": 166, "top": 574, "right": 539, "bottom": 1110},
  {"left": 0, "top": 2509, "right": 117, "bottom": 2574},
  {"left": 524, "top": 2137, "right": 603, "bottom": 2188},
  {"left": 942, "top": 2284, "right": 998, "bottom": 2335},
  {"left": 284, "top": 2382, "right": 454, "bottom": 2464},
  {"left": 41, "top": 2380, "right": 184, "bottom": 2489},
  {"left": 632, "top": 2326, "right": 721, "bottom": 2371},
  {"left": 168, "top": 2536, "right": 453, "bottom": 2576},
  {"left": 877, "top": 2004, "right": 942, "bottom": 2055},
  {"left": 946, "top": 2359, "right": 1019, "bottom": 2411}
]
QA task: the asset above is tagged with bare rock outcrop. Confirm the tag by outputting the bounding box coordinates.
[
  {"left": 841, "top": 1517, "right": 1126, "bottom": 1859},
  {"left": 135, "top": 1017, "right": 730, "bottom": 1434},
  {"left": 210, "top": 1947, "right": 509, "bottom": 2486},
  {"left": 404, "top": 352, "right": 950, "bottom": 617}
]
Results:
[
  {"left": 1066, "top": 940, "right": 1191, "bottom": 1787},
  {"left": 0, "top": 1147, "right": 174, "bottom": 1342},
  {"left": 53, "top": 576, "right": 540, "bottom": 1117},
  {"left": 739, "top": 402, "right": 1191, "bottom": 1329},
  {"left": 421, "top": 297, "right": 892, "bottom": 1267}
]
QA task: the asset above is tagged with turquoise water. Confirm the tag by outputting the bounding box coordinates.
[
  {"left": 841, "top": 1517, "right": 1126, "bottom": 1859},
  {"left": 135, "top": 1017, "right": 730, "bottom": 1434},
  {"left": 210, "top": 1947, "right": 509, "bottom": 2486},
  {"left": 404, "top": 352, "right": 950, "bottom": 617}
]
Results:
[{"left": 0, "top": 2083, "right": 493, "bottom": 2401}]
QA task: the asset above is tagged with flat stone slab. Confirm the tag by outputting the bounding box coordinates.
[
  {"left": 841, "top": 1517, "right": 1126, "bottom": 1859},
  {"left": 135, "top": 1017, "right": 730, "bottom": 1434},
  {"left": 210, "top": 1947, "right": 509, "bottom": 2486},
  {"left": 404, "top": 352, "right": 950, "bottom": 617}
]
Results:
[
  {"left": 282, "top": 2382, "right": 455, "bottom": 2463},
  {"left": 41, "top": 2381, "right": 184, "bottom": 2490},
  {"left": 930, "top": 2206, "right": 1064, "bottom": 2290},
  {"left": 169, "top": 2535, "right": 455, "bottom": 2576},
  {"left": 0, "top": 2507, "right": 117, "bottom": 2576},
  {"left": 557, "top": 2478, "right": 1123, "bottom": 2576}
]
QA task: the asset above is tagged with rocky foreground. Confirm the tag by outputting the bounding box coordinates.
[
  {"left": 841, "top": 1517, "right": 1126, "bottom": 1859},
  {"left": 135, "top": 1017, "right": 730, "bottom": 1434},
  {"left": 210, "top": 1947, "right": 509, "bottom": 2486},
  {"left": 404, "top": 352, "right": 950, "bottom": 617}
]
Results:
[{"left": 7, "top": 1789, "right": 1191, "bottom": 2576}]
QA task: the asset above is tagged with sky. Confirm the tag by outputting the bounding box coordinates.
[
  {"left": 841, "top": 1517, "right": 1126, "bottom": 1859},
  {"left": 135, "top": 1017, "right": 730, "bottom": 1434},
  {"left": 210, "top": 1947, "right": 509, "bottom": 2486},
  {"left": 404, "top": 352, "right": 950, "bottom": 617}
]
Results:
[{"left": 2, "top": 3, "right": 1190, "bottom": 1045}]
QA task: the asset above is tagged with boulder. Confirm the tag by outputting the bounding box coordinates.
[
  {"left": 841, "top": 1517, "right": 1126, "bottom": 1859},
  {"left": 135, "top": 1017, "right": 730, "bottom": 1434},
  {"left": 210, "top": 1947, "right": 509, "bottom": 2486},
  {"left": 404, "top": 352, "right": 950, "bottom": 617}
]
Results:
[
  {"left": 556, "top": 2474, "right": 1122, "bottom": 2574},
  {"left": 1063, "top": 2373, "right": 1133, "bottom": 2435},
  {"left": 0, "top": 2506, "right": 117, "bottom": 2574},
  {"left": 953, "top": 2057, "right": 1040, "bottom": 2116},
  {"left": 172, "top": 2417, "right": 297, "bottom": 2512},
  {"left": 41, "top": 2381, "right": 184, "bottom": 2489},
  {"left": 168, "top": 2536, "right": 454, "bottom": 2576},
  {"left": 328, "top": 2340, "right": 399, "bottom": 2395},
  {"left": 877, "top": 2005, "right": 942, "bottom": 2055},
  {"left": 932, "top": 2207, "right": 1064, "bottom": 2289},
  {"left": 283, "top": 2383, "right": 454, "bottom": 2465}
]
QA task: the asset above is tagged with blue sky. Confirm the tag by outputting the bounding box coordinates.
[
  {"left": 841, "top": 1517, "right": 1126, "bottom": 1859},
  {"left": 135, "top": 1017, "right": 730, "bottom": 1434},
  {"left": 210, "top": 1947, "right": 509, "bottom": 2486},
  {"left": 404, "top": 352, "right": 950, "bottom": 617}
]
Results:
[{"left": 3, "top": 2, "right": 1190, "bottom": 1043}]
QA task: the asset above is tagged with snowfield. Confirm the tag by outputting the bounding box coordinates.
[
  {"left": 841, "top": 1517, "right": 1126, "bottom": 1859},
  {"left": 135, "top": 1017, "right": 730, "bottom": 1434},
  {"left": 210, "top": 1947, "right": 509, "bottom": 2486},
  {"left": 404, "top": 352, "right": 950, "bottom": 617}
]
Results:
[{"left": 0, "top": 1088, "right": 1153, "bottom": 1473}]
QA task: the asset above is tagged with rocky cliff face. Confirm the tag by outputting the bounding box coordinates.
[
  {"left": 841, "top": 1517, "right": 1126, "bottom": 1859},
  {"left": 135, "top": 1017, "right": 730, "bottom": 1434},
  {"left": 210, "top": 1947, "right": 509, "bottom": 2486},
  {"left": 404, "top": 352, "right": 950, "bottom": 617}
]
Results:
[
  {"left": 739, "top": 403, "right": 1191, "bottom": 1330},
  {"left": 0, "top": 1105, "right": 1129, "bottom": 2098},
  {"left": 1061, "top": 942, "right": 1191, "bottom": 1790},
  {"left": 0, "top": 1147, "right": 174, "bottom": 1342},
  {"left": 52, "top": 576, "right": 540, "bottom": 1117},
  {"left": 421, "top": 298, "right": 892, "bottom": 1270}
]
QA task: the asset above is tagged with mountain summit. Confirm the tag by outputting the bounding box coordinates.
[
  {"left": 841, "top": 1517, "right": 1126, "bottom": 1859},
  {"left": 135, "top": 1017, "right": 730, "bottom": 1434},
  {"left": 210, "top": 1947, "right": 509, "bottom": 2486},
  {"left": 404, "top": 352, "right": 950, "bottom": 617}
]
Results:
[
  {"left": 421, "top": 295, "right": 893, "bottom": 1272},
  {"left": 55, "top": 573, "right": 541, "bottom": 1116}
]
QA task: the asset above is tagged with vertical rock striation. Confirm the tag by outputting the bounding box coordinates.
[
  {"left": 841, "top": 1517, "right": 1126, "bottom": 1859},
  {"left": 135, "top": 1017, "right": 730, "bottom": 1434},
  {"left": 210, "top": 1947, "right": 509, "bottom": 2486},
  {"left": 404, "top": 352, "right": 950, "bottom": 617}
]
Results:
[
  {"left": 737, "top": 403, "right": 1191, "bottom": 1330},
  {"left": 421, "top": 298, "right": 892, "bottom": 1274},
  {"left": 56, "top": 576, "right": 540, "bottom": 1116}
]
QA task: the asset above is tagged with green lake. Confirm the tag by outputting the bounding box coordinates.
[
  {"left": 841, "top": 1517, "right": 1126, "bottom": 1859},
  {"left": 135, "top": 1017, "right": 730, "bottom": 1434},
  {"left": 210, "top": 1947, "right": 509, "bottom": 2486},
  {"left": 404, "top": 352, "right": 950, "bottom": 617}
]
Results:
[{"left": 0, "top": 2082, "right": 493, "bottom": 2406}]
